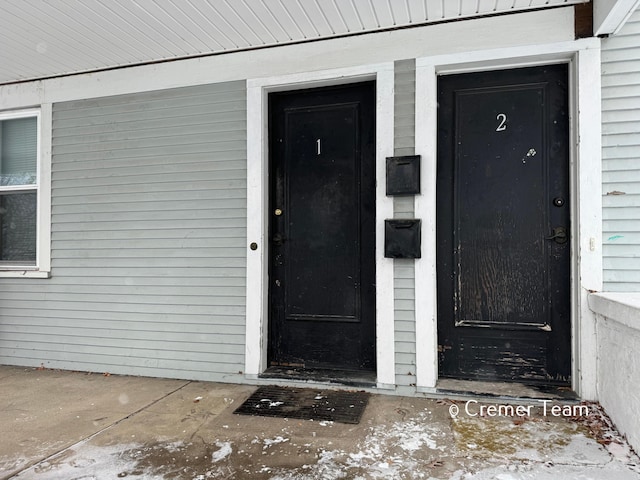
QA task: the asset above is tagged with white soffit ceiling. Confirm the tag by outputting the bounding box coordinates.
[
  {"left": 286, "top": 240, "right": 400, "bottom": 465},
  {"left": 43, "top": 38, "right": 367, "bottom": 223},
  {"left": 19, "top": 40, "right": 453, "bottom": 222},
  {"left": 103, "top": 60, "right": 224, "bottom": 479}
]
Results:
[{"left": 0, "top": 0, "right": 588, "bottom": 86}]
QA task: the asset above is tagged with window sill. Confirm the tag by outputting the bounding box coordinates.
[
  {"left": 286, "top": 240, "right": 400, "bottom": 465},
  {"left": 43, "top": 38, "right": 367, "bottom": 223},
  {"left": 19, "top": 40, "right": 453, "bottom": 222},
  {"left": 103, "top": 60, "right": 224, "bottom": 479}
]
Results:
[{"left": 0, "top": 270, "right": 51, "bottom": 278}]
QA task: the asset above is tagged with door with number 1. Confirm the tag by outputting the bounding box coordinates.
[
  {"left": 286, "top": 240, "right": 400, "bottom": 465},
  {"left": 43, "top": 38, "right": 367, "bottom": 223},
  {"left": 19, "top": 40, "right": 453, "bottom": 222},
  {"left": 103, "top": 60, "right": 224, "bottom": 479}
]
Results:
[
  {"left": 268, "top": 83, "right": 376, "bottom": 373},
  {"left": 437, "top": 65, "right": 571, "bottom": 385}
]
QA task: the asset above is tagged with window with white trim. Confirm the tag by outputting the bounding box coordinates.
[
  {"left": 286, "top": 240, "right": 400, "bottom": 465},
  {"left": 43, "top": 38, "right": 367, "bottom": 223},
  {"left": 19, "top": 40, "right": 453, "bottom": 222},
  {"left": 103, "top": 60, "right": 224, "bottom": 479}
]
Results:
[{"left": 0, "top": 108, "right": 48, "bottom": 275}]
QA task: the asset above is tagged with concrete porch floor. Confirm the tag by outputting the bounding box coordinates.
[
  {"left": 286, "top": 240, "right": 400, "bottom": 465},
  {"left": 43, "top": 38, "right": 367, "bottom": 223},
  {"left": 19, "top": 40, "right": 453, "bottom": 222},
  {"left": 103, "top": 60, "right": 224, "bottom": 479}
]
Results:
[{"left": 1, "top": 365, "right": 639, "bottom": 480}]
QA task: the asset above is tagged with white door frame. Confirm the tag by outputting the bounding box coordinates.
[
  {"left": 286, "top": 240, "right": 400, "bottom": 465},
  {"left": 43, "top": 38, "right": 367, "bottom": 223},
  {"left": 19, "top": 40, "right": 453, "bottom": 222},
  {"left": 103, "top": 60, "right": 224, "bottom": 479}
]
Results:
[
  {"left": 245, "top": 63, "right": 397, "bottom": 389},
  {"left": 414, "top": 39, "right": 603, "bottom": 399}
]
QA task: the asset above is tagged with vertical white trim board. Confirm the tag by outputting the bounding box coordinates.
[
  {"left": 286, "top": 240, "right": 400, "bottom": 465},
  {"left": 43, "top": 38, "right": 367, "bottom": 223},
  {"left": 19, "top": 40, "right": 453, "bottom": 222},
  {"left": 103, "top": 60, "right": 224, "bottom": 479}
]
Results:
[
  {"left": 414, "top": 63, "right": 439, "bottom": 389},
  {"left": 245, "top": 63, "right": 396, "bottom": 388},
  {"left": 575, "top": 46, "right": 603, "bottom": 400},
  {"left": 414, "top": 38, "right": 602, "bottom": 397},
  {"left": 38, "top": 103, "right": 52, "bottom": 275}
]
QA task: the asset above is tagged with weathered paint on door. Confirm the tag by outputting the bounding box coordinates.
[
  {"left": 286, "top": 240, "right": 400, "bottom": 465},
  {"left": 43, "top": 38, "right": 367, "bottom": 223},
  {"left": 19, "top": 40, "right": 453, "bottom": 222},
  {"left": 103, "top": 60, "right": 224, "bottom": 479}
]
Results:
[
  {"left": 437, "top": 65, "right": 571, "bottom": 384},
  {"left": 268, "top": 82, "right": 376, "bottom": 372}
]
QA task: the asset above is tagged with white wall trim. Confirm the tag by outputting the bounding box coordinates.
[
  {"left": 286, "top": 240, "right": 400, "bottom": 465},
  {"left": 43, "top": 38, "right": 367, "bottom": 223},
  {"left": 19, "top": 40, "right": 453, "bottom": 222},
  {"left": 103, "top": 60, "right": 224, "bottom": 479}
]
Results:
[
  {"left": 0, "top": 106, "right": 51, "bottom": 278},
  {"left": 575, "top": 46, "right": 603, "bottom": 400},
  {"left": 245, "top": 63, "right": 396, "bottom": 388},
  {"left": 414, "top": 64, "right": 438, "bottom": 388},
  {"left": 414, "top": 38, "right": 602, "bottom": 395},
  {"left": 38, "top": 103, "right": 52, "bottom": 275}
]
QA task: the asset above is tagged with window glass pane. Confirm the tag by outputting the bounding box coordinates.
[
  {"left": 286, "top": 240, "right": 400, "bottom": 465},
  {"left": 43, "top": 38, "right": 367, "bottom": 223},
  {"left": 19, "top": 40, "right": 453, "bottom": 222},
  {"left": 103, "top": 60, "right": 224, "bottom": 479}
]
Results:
[
  {"left": 0, "top": 192, "right": 37, "bottom": 265},
  {"left": 1, "top": 117, "right": 37, "bottom": 186}
]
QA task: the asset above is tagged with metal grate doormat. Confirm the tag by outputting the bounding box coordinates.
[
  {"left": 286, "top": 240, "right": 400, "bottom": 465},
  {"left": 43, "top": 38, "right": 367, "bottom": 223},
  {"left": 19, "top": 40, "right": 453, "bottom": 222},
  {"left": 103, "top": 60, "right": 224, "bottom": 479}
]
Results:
[{"left": 233, "top": 386, "right": 370, "bottom": 424}]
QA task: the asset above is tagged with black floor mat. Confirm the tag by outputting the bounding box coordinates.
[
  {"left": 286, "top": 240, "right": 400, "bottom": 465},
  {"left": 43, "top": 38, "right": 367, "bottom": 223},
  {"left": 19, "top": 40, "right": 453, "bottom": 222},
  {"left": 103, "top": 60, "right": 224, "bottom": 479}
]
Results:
[{"left": 233, "top": 385, "right": 370, "bottom": 424}]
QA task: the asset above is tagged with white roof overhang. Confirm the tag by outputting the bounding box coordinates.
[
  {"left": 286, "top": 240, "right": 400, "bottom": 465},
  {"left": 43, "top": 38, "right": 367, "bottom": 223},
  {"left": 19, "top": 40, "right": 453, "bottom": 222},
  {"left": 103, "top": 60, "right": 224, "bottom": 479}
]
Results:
[{"left": 0, "top": 0, "right": 614, "bottom": 86}]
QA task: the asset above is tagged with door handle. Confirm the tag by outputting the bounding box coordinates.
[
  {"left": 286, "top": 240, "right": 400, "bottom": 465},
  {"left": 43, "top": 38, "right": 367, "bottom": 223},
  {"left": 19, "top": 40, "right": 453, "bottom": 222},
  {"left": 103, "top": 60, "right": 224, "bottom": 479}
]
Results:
[{"left": 545, "top": 227, "right": 568, "bottom": 244}]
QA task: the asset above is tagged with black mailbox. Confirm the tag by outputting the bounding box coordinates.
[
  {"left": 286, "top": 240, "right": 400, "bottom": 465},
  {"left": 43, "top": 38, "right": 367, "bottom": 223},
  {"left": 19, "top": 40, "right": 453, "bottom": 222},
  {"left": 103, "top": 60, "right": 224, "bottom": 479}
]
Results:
[
  {"left": 386, "top": 155, "right": 420, "bottom": 196},
  {"left": 385, "top": 219, "right": 421, "bottom": 259}
]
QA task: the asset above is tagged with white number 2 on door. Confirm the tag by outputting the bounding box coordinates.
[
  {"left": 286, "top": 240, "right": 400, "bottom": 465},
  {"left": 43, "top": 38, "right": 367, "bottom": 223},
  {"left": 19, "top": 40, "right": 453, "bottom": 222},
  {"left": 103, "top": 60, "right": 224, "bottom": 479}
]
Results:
[{"left": 496, "top": 113, "right": 507, "bottom": 132}]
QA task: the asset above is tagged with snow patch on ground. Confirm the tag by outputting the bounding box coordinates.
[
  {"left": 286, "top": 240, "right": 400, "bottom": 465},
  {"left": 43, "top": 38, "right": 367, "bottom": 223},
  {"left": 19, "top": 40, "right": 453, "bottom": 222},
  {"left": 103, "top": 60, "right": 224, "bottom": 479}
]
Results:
[
  {"left": 451, "top": 460, "right": 640, "bottom": 480},
  {"left": 267, "top": 409, "right": 446, "bottom": 479},
  {"left": 11, "top": 443, "right": 152, "bottom": 480},
  {"left": 263, "top": 436, "right": 290, "bottom": 450},
  {"left": 9, "top": 400, "right": 640, "bottom": 480},
  {"left": 0, "top": 439, "right": 68, "bottom": 477},
  {"left": 210, "top": 441, "right": 232, "bottom": 463},
  {"left": 12, "top": 440, "right": 239, "bottom": 480},
  {"left": 264, "top": 406, "right": 640, "bottom": 480},
  {"left": 160, "top": 440, "right": 186, "bottom": 454}
]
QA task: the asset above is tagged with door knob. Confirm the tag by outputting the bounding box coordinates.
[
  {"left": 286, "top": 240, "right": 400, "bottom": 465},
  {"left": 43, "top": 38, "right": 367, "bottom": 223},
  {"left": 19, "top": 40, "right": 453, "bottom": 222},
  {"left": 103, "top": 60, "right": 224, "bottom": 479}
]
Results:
[{"left": 545, "top": 227, "right": 568, "bottom": 244}]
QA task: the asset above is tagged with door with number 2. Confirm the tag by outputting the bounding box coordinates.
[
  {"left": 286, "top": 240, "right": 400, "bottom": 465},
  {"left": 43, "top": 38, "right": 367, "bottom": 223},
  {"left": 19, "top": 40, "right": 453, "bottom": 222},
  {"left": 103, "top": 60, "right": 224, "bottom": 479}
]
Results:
[{"left": 437, "top": 65, "right": 571, "bottom": 385}]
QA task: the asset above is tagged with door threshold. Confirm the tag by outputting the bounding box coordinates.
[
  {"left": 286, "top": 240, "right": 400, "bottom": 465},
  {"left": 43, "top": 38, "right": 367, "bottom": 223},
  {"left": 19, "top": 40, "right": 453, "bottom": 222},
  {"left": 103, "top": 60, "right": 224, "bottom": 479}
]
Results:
[
  {"left": 436, "top": 379, "right": 578, "bottom": 401},
  {"left": 260, "top": 367, "right": 377, "bottom": 388}
]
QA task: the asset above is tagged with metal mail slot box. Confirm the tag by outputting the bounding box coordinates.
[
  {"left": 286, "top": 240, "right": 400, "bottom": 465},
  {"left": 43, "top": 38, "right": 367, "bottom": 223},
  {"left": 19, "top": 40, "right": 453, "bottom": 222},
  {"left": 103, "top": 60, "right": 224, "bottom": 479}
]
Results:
[
  {"left": 384, "top": 219, "right": 421, "bottom": 258},
  {"left": 386, "top": 155, "right": 420, "bottom": 195}
]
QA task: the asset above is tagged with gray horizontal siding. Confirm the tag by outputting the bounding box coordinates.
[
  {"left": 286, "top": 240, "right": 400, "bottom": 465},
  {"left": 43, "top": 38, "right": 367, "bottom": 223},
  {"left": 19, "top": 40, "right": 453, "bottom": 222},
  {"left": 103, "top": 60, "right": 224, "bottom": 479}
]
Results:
[
  {"left": 602, "top": 9, "right": 640, "bottom": 291},
  {"left": 0, "top": 81, "right": 248, "bottom": 380},
  {"left": 393, "top": 60, "right": 417, "bottom": 389}
]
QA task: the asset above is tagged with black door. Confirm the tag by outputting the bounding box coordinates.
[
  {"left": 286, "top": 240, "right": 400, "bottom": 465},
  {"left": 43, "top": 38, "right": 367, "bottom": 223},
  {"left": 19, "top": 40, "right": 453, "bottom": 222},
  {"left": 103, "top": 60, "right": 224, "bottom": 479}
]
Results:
[
  {"left": 268, "top": 82, "right": 376, "bottom": 372},
  {"left": 437, "top": 65, "right": 571, "bottom": 384}
]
